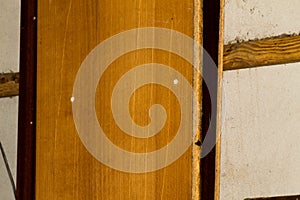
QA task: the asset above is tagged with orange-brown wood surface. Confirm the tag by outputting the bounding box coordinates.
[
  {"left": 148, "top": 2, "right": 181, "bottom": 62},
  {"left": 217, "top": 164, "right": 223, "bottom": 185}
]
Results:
[{"left": 36, "top": 0, "right": 200, "bottom": 199}]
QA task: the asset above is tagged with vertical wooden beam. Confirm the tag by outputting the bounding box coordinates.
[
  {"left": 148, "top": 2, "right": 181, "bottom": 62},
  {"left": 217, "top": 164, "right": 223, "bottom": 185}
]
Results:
[
  {"left": 36, "top": 0, "right": 200, "bottom": 199},
  {"left": 193, "top": 0, "right": 203, "bottom": 199},
  {"left": 16, "top": 0, "right": 37, "bottom": 199},
  {"left": 215, "top": 0, "right": 225, "bottom": 199}
]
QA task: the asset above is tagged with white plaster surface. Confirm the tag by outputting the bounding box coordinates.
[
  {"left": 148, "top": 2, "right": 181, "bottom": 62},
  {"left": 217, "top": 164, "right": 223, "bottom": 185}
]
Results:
[
  {"left": 224, "top": 0, "right": 300, "bottom": 44},
  {"left": 221, "top": 1, "right": 300, "bottom": 198},
  {"left": 220, "top": 63, "right": 300, "bottom": 199},
  {"left": 0, "top": 0, "right": 20, "bottom": 71},
  {"left": 0, "top": 97, "right": 18, "bottom": 200},
  {"left": 0, "top": 0, "right": 20, "bottom": 199}
]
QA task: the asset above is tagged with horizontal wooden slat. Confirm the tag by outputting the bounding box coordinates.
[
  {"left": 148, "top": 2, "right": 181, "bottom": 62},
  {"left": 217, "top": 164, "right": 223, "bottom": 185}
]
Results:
[
  {"left": 245, "top": 194, "right": 300, "bottom": 200},
  {"left": 3, "top": 35, "right": 300, "bottom": 96},
  {"left": 224, "top": 34, "right": 300, "bottom": 70},
  {"left": 0, "top": 72, "right": 19, "bottom": 98}
]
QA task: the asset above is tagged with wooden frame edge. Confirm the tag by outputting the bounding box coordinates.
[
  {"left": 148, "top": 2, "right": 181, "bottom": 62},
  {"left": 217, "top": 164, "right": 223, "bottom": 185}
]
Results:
[
  {"left": 16, "top": 0, "right": 37, "bottom": 199},
  {"left": 13, "top": 0, "right": 222, "bottom": 199},
  {"left": 192, "top": 0, "right": 203, "bottom": 199},
  {"left": 214, "top": 0, "right": 225, "bottom": 199}
]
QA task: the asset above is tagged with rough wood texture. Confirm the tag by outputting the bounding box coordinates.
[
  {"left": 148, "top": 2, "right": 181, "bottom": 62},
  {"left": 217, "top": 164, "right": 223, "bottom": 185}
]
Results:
[
  {"left": 223, "top": 34, "right": 300, "bottom": 70},
  {"left": 0, "top": 73, "right": 19, "bottom": 98},
  {"left": 245, "top": 195, "right": 300, "bottom": 200},
  {"left": 192, "top": 0, "right": 202, "bottom": 199},
  {"left": 214, "top": 0, "right": 225, "bottom": 199},
  {"left": 36, "top": 0, "right": 199, "bottom": 199},
  {"left": 4, "top": 35, "right": 300, "bottom": 99}
]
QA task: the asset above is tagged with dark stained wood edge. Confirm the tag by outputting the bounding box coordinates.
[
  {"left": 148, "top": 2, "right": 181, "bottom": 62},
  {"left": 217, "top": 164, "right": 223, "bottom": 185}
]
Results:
[
  {"left": 16, "top": 0, "right": 37, "bottom": 199},
  {"left": 223, "top": 34, "right": 300, "bottom": 71},
  {"left": 0, "top": 72, "right": 19, "bottom": 98},
  {"left": 201, "top": 0, "right": 221, "bottom": 199},
  {"left": 245, "top": 195, "right": 300, "bottom": 200}
]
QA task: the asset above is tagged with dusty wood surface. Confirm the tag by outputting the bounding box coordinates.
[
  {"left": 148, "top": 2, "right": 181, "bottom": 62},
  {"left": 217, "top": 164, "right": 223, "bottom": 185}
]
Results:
[
  {"left": 36, "top": 0, "right": 200, "bottom": 199},
  {"left": 0, "top": 72, "right": 19, "bottom": 98},
  {"left": 223, "top": 34, "right": 300, "bottom": 70}
]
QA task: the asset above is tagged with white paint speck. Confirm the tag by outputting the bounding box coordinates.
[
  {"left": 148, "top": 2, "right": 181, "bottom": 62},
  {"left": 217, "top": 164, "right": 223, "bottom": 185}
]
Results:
[
  {"left": 173, "top": 79, "right": 179, "bottom": 85},
  {"left": 70, "top": 97, "right": 75, "bottom": 102}
]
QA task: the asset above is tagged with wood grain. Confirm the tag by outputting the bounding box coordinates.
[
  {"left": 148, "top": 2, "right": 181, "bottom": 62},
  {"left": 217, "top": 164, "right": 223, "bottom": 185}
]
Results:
[
  {"left": 5, "top": 35, "right": 300, "bottom": 99},
  {"left": 214, "top": 0, "right": 225, "bottom": 199},
  {"left": 245, "top": 195, "right": 300, "bottom": 200},
  {"left": 192, "top": 0, "right": 202, "bottom": 198},
  {"left": 224, "top": 35, "right": 300, "bottom": 70},
  {"left": 0, "top": 73, "right": 19, "bottom": 98},
  {"left": 36, "top": 0, "right": 199, "bottom": 199}
]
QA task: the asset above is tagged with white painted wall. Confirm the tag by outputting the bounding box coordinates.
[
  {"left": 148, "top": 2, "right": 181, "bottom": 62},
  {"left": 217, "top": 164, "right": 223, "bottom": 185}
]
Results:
[
  {"left": 0, "top": 0, "right": 20, "bottom": 199},
  {"left": 221, "top": 63, "right": 300, "bottom": 199},
  {"left": 224, "top": 0, "right": 300, "bottom": 44},
  {"left": 221, "top": 0, "right": 300, "bottom": 199}
]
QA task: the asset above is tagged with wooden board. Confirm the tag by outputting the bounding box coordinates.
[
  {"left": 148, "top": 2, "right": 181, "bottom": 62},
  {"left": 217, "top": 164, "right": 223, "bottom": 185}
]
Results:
[
  {"left": 214, "top": 0, "right": 225, "bottom": 199},
  {"left": 0, "top": 72, "right": 19, "bottom": 98},
  {"left": 245, "top": 195, "right": 300, "bottom": 200},
  {"left": 6, "top": 35, "right": 300, "bottom": 99},
  {"left": 223, "top": 34, "right": 300, "bottom": 70},
  {"left": 36, "top": 0, "right": 202, "bottom": 199}
]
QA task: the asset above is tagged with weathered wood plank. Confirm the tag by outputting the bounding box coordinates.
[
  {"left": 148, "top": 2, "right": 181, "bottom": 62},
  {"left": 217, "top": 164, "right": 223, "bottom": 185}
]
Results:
[
  {"left": 0, "top": 72, "right": 19, "bottom": 98},
  {"left": 5, "top": 35, "right": 300, "bottom": 99},
  {"left": 224, "top": 34, "right": 300, "bottom": 70},
  {"left": 245, "top": 195, "right": 300, "bottom": 200}
]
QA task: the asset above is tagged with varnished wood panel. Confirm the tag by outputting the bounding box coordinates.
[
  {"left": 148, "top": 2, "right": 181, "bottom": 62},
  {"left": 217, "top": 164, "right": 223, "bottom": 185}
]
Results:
[{"left": 36, "top": 0, "right": 200, "bottom": 199}]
